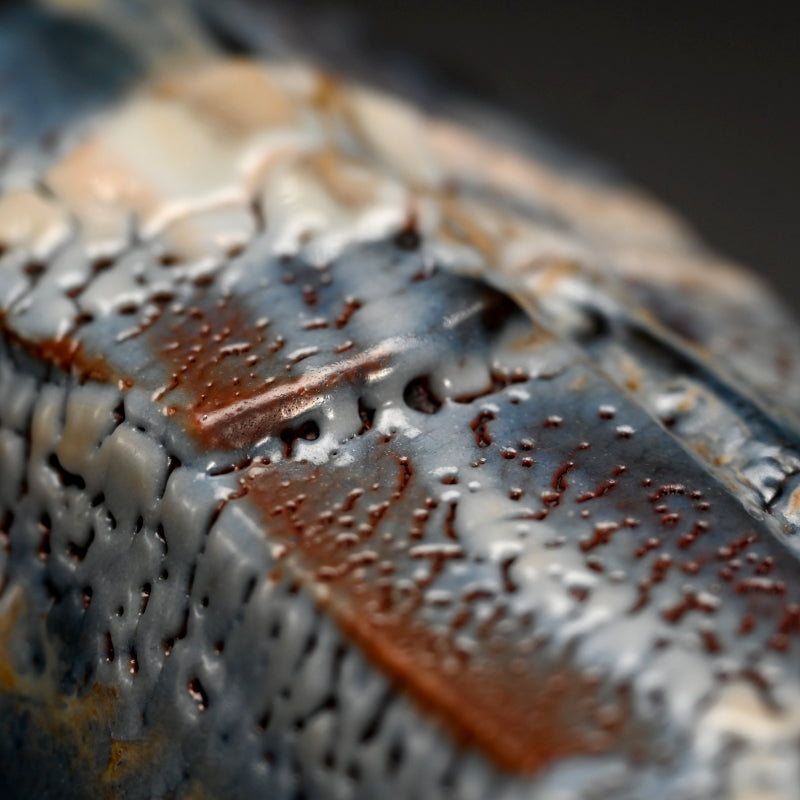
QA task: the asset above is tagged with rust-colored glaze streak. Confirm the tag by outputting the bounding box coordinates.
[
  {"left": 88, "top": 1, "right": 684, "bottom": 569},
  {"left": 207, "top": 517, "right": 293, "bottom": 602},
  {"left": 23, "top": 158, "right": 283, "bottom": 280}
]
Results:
[
  {"left": 197, "top": 348, "right": 391, "bottom": 450},
  {"left": 243, "top": 453, "right": 640, "bottom": 775},
  {"left": 146, "top": 293, "right": 397, "bottom": 450},
  {"left": 0, "top": 318, "right": 113, "bottom": 384}
]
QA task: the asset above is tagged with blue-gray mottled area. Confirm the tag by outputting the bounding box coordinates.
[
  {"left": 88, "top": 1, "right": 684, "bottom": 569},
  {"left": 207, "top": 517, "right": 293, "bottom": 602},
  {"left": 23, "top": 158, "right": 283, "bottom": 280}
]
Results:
[{"left": 0, "top": 1, "right": 142, "bottom": 156}]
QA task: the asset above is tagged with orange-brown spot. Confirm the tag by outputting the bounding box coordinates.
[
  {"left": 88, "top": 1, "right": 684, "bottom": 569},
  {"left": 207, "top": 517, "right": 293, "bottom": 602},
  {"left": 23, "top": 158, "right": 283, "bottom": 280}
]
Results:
[
  {"left": 99, "top": 731, "right": 167, "bottom": 795},
  {"left": 0, "top": 589, "right": 162, "bottom": 798},
  {"left": 0, "top": 587, "right": 24, "bottom": 691},
  {"left": 787, "top": 485, "right": 800, "bottom": 520}
]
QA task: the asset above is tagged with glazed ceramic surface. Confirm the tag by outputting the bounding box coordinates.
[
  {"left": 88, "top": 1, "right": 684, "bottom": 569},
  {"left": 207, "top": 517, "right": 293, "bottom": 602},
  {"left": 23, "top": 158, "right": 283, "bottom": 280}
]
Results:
[{"left": 2, "top": 3, "right": 800, "bottom": 799}]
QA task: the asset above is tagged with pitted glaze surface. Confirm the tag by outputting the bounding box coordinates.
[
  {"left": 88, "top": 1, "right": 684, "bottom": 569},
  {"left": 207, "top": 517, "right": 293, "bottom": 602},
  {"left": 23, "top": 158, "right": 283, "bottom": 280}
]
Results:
[{"left": 2, "top": 3, "right": 800, "bottom": 799}]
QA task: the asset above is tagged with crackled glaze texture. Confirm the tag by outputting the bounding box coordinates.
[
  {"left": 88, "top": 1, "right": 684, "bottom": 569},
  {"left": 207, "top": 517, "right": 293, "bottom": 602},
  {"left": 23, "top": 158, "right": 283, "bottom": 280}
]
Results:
[{"left": 2, "top": 2, "right": 800, "bottom": 799}]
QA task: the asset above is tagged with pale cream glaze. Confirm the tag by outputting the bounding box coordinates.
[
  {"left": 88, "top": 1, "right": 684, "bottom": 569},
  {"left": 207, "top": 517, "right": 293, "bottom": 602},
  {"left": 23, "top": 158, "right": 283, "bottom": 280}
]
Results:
[
  {"left": 14, "top": 56, "right": 711, "bottom": 276},
  {"left": 0, "top": 189, "right": 71, "bottom": 260}
]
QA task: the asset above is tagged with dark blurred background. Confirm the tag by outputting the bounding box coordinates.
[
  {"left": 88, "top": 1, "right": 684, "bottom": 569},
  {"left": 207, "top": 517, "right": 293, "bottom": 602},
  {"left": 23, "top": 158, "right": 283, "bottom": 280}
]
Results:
[{"left": 296, "top": 1, "right": 799, "bottom": 314}]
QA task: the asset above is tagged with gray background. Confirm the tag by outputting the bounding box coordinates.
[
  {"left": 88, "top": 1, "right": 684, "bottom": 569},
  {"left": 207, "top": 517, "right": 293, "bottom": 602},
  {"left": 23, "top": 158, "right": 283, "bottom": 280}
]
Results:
[{"left": 297, "top": 2, "right": 799, "bottom": 315}]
